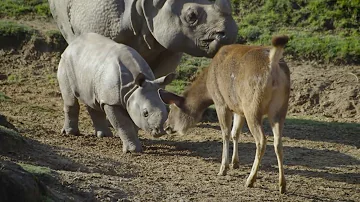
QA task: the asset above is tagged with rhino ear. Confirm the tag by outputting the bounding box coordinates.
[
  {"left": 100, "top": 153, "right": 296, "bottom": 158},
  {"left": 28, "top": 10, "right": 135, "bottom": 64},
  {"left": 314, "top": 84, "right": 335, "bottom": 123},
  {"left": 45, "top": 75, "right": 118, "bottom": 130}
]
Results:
[
  {"left": 215, "top": 0, "right": 232, "bottom": 15},
  {"left": 158, "top": 89, "right": 184, "bottom": 107},
  {"left": 142, "top": 0, "right": 166, "bottom": 33},
  {"left": 130, "top": 0, "right": 142, "bottom": 35},
  {"left": 132, "top": 0, "right": 166, "bottom": 33},
  {"left": 141, "top": 0, "right": 155, "bottom": 32},
  {"left": 131, "top": 0, "right": 165, "bottom": 35},
  {"left": 134, "top": 73, "right": 146, "bottom": 87},
  {"left": 153, "top": 72, "right": 176, "bottom": 86},
  {"left": 153, "top": 0, "right": 166, "bottom": 9}
]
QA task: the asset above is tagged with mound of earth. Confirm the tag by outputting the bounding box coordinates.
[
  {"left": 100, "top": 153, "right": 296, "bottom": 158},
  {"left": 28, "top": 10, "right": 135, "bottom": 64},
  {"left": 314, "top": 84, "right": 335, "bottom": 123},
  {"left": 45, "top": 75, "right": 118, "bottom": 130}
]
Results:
[
  {"left": 0, "top": 116, "right": 25, "bottom": 154},
  {"left": 288, "top": 61, "right": 359, "bottom": 122},
  {"left": 0, "top": 160, "right": 48, "bottom": 202},
  {"left": 0, "top": 118, "right": 45, "bottom": 202}
]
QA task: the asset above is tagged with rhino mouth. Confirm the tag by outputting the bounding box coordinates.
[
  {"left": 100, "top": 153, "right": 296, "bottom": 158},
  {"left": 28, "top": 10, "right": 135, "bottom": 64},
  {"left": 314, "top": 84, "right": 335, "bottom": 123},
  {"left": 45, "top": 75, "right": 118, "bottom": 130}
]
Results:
[
  {"left": 200, "top": 32, "right": 226, "bottom": 56},
  {"left": 151, "top": 127, "right": 166, "bottom": 138},
  {"left": 165, "top": 125, "right": 175, "bottom": 135}
]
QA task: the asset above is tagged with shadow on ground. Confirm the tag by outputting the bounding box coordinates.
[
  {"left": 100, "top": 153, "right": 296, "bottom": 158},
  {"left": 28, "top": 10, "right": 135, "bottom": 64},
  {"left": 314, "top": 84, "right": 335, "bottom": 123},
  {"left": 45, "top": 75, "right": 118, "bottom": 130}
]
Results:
[
  {"left": 0, "top": 120, "right": 133, "bottom": 201},
  {"left": 201, "top": 108, "right": 360, "bottom": 148},
  {"left": 143, "top": 125, "right": 360, "bottom": 185},
  {"left": 284, "top": 118, "right": 360, "bottom": 148}
]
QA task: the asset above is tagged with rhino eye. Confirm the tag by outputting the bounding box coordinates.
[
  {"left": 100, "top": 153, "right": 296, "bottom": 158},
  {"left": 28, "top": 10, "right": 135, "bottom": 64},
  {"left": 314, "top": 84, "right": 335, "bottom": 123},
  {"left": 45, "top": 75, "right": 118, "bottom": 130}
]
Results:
[
  {"left": 143, "top": 109, "right": 149, "bottom": 117},
  {"left": 186, "top": 12, "right": 198, "bottom": 25}
]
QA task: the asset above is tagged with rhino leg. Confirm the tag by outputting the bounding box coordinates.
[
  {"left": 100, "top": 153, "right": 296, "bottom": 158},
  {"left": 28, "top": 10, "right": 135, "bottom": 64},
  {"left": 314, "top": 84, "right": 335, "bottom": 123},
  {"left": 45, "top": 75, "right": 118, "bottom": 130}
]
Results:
[
  {"left": 61, "top": 97, "right": 80, "bottom": 136},
  {"left": 86, "top": 106, "right": 113, "bottom": 138},
  {"left": 103, "top": 105, "right": 142, "bottom": 153},
  {"left": 58, "top": 63, "right": 80, "bottom": 135}
]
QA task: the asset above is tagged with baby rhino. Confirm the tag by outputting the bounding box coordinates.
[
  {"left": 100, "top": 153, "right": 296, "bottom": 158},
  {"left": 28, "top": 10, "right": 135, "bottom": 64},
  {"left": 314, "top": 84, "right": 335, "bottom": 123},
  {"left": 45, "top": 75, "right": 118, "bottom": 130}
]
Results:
[{"left": 57, "top": 33, "right": 176, "bottom": 153}]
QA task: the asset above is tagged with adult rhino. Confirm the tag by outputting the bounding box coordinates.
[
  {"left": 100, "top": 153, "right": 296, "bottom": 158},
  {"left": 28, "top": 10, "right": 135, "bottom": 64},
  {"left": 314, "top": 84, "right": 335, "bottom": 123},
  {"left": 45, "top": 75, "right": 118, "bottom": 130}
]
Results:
[{"left": 48, "top": 0, "right": 238, "bottom": 78}]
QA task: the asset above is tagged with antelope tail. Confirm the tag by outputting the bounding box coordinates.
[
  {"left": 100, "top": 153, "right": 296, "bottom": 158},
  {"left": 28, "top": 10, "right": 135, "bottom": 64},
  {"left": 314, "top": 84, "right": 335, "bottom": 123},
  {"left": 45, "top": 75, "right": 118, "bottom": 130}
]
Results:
[{"left": 269, "top": 35, "right": 289, "bottom": 65}]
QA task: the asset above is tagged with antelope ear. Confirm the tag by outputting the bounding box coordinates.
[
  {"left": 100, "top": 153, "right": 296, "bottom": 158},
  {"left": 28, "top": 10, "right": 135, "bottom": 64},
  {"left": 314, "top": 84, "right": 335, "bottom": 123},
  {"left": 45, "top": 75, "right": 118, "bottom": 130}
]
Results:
[{"left": 158, "top": 89, "right": 184, "bottom": 107}]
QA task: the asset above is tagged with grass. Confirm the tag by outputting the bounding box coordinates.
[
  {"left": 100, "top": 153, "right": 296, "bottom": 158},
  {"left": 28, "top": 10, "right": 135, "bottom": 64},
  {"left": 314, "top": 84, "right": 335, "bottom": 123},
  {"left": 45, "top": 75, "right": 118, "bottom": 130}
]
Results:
[
  {"left": 18, "top": 163, "right": 55, "bottom": 201},
  {"left": 0, "top": 92, "right": 11, "bottom": 101},
  {"left": 46, "top": 73, "right": 57, "bottom": 85},
  {"left": 165, "top": 54, "right": 210, "bottom": 94},
  {"left": 0, "top": 20, "right": 34, "bottom": 38},
  {"left": 165, "top": 80, "right": 189, "bottom": 95},
  {"left": 234, "top": 0, "right": 360, "bottom": 64},
  {"left": 45, "top": 30, "right": 63, "bottom": 41},
  {"left": 0, "top": 125, "right": 24, "bottom": 151},
  {"left": 7, "top": 74, "right": 22, "bottom": 83},
  {"left": 0, "top": 20, "right": 67, "bottom": 51},
  {"left": 246, "top": 30, "right": 360, "bottom": 64},
  {"left": 0, "top": 125, "right": 19, "bottom": 139},
  {"left": 0, "top": 20, "right": 36, "bottom": 48},
  {"left": 0, "top": 0, "right": 51, "bottom": 18},
  {"left": 18, "top": 163, "right": 52, "bottom": 178}
]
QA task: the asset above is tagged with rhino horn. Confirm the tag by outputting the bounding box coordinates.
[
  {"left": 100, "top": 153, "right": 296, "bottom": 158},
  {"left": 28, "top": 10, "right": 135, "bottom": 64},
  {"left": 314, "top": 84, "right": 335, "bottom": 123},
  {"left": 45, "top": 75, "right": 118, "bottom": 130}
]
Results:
[{"left": 215, "top": 0, "right": 232, "bottom": 15}]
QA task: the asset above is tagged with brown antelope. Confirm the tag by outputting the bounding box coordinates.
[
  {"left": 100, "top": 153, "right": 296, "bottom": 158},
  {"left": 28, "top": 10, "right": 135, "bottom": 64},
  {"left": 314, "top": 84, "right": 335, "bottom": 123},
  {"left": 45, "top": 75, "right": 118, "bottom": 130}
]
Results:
[{"left": 160, "top": 36, "right": 290, "bottom": 193}]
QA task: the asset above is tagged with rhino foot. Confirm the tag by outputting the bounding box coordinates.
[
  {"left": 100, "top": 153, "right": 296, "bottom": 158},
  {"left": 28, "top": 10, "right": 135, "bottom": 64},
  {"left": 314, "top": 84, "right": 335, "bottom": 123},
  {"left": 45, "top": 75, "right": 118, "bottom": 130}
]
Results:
[
  {"left": 61, "top": 127, "right": 80, "bottom": 136},
  {"left": 122, "top": 142, "right": 143, "bottom": 153},
  {"left": 96, "top": 130, "right": 113, "bottom": 138}
]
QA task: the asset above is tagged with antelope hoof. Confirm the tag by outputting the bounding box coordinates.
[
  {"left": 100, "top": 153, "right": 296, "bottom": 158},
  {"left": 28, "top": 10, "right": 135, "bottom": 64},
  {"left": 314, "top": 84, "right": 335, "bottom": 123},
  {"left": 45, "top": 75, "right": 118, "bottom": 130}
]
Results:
[
  {"left": 279, "top": 181, "right": 287, "bottom": 194},
  {"left": 245, "top": 178, "right": 255, "bottom": 188},
  {"left": 231, "top": 162, "right": 239, "bottom": 169},
  {"left": 217, "top": 165, "right": 228, "bottom": 176}
]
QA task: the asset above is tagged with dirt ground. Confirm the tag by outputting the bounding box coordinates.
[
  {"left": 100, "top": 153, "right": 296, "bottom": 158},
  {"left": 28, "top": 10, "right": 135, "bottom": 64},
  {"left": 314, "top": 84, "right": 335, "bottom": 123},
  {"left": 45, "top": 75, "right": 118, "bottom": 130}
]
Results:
[{"left": 0, "top": 35, "right": 359, "bottom": 201}]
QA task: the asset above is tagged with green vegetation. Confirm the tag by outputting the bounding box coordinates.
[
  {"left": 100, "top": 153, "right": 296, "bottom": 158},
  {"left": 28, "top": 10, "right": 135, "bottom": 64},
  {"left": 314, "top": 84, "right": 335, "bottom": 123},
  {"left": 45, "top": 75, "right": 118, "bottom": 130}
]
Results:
[
  {"left": 0, "top": 92, "right": 11, "bottom": 101},
  {"left": 45, "top": 30, "right": 63, "bottom": 41},
  {"left": 0, "top": 125, "right": 25, "bottom": 152},
  {"left": 0, "top": 20, "right": 34, "bottom": 38},
  {"left": 46, "top": 73, "right": 57, "bottom": 85},
  {"left": 18, "top": 163, "right": 54, "bottom": 197},
  {"left": 0, "top": 20, "right": 67, "bottom": 51},
  {"left": 166, "top": 55, "right": 211, "bottom": 94},
  {"left": 7, "top": 74, "right": 22, "bottom": 83},
  {"left": 0, "top": 20, "right": 36, "bottom": 48},
  {"left": 233, "top": 0, "right": 360, "bottom": 64},
  {"left": 0, "top": 125, "right": 19, "bottom": 138},
  {"left": 18, "top": 163, "right": 52, "bottom": 177},
  {"left": 0, "top": 0, "right": 51, "bottom": 18},
  {"left": 165, "top": 79, "right": 188, "bottom": 95}
]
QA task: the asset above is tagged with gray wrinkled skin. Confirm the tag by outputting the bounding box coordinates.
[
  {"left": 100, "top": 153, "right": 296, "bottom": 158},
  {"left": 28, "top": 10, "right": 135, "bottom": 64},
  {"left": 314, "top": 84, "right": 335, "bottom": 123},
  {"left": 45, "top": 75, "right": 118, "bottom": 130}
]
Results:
[
  {"left": 57, "top": 33, "right": 176, "bottom": 153},
  {"left": 49, "top": 0, "right": 238, "bottom": 78}
]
